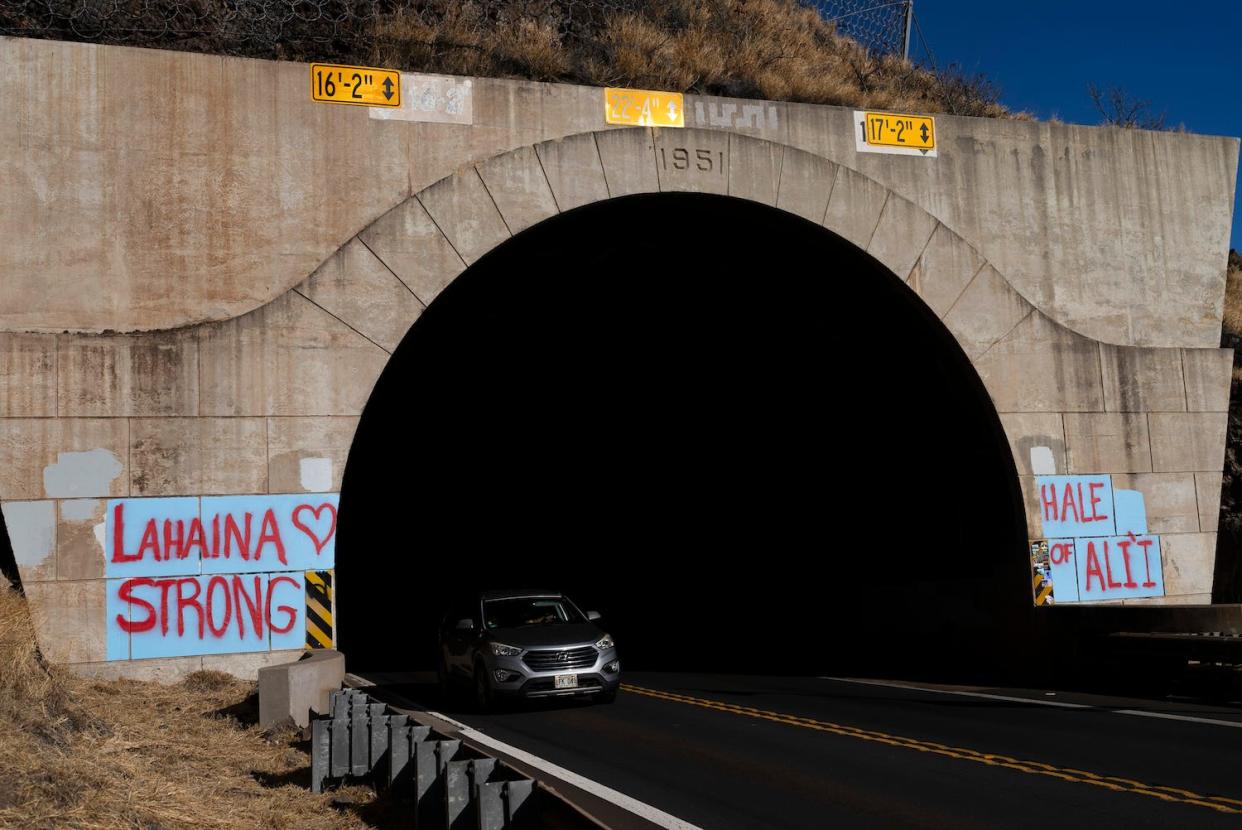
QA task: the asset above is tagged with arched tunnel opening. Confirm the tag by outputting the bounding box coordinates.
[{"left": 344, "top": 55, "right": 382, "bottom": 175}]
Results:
[{"left": 338, "top": 192, "right": 1032, "bottom": 680}]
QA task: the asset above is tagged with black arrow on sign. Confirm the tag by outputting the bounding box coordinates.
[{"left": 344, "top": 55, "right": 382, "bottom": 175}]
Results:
[
  {"left": 920, "top": 123, "right": 930, "bottom": 144},
  {"left": 382, "top": 78, "right": 394, "bottom": 100}
]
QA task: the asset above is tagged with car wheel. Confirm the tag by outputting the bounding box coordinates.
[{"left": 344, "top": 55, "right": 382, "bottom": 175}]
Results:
[
  {"left": 596, "top": 688, "right": 618, "bottom": 704},
  {"left": 473, "top": 662, "right": 493, "bottom": 712}
]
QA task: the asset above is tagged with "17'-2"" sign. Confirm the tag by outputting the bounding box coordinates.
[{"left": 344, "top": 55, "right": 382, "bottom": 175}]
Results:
[
  {"left": 854, "top": 110, "right": 937, "bottom": 157},
  {"left": 311, "top": 63, "right": 401, "bottom": 107},
  {"left": 604, "top": 87, "right": 684, "bottom": 128}
]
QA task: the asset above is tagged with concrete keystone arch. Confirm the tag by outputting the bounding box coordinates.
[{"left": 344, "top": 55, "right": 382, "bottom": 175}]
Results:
[{"left": 295, "top": 129, "right": 1063, "bottom": 416}]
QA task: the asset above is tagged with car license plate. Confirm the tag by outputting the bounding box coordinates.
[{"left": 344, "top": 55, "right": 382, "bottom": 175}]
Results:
[{"left": 554, "top": 674, "right": 578, "bottom": 689}]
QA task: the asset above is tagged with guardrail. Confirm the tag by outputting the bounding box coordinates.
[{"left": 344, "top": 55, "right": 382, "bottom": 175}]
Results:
[{"left": 311, "top": 689, "right": 537, "bottom": 829}]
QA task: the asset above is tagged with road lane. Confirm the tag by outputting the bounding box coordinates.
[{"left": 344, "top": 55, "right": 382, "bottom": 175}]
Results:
[{"left": 369, "top": 672, "right": 1242, "bottom": 829}]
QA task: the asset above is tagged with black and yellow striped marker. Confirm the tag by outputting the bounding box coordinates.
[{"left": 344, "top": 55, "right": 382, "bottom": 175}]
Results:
[
  {"left": 305, "top": 570, "right": 334, "bottom": 649},
  {"left": 1033, "top": 572, "right": 1054, "bottom": 606}
]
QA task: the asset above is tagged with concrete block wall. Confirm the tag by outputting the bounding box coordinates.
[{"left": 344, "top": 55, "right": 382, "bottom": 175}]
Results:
[{"left": 0, "top": 38, "right": 1237, "bottom": 676}]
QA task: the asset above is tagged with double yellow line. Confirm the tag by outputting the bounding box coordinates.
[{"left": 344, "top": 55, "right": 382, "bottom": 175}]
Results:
[{"left": 621, "top": 683, "right": 1242, "bottom": 815}]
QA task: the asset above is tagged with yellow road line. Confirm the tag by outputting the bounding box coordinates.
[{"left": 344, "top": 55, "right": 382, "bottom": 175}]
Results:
[{"left": 620, "top": 684, "right": 1242, "bottom": 815}]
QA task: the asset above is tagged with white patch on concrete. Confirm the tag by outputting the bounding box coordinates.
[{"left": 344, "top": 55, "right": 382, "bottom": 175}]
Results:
[
  {"left": 1029, "top": 446, "right": 1057, "bottom": 475},
  {"left": 59, "top": 498, "right": 100, "bottom": 521},
  {"left": 60, "top": 499, "right": 108, "bottom": 558},
  {"left": 369, "top": 74, "right": 473, "bottom": 124},
  {"left": 693, "top": 100, "right": 779, "bottom": 130},
  {"left": 299, "top": 457, "right": 333, "bottom": 492},
  {"left": 1, "top": 501, "right": 55, "bottom": 569},
  {"left": 42, "top": 448, "right": 122, "bottom": 498}
]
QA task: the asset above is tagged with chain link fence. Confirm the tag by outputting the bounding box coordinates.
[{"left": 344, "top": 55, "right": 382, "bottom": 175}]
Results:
[
  {"left": 809, "top": 1, "right": 910, "bottom": 57},
  {"left": 0, "top": 1, "right": 912, "bottom": 64}
]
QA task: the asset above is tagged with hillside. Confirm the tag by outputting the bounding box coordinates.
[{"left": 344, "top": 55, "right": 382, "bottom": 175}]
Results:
[
  {"left": 0, "top": 585, "right": 377, "bottom": 829},
  {"left": 1216, "top": 250, "right": 1242, "bottom": 601},
  {"left": 0, "top": 0, "right": 1007, "bottom": 118}
]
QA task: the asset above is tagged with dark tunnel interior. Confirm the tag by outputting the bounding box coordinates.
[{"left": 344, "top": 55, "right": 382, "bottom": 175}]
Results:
[{"left": 337, "top": 192, "right": 1033, "bottom": 680}]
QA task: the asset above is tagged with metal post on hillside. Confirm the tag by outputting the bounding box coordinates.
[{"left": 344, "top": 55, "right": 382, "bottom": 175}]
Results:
[{"left": 903, "top": 0, "right": 914, "bottom": 60}]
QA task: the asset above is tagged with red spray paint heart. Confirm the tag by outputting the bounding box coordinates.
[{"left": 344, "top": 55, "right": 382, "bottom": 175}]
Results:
[{"left": 292, "top": 503, "right": 338, "bottom": 555}]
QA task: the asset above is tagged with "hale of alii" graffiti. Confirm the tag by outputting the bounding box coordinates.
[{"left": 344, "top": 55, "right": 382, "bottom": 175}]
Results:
[{"left": 1031, "top": 474, "right": 1164, "bottom": 604}]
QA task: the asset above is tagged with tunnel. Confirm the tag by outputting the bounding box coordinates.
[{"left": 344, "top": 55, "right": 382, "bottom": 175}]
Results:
[{"left": 337, "top": 192, "right": 1032, "bottom": 680}]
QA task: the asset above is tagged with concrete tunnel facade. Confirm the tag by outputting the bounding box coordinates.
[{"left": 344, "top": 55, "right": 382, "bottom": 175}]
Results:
[{"left": 0, "top": 37, "right": 1237, "bottom": 679}]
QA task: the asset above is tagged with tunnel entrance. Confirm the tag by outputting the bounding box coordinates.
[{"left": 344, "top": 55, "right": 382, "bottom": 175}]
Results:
[{"left": 338, "top": 192, "right": 1030, "bottom": 678}]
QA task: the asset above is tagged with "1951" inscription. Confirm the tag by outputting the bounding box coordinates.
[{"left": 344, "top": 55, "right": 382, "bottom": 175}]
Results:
[{"left": 658, "top": 146, "right": 725, "bottom": 174}]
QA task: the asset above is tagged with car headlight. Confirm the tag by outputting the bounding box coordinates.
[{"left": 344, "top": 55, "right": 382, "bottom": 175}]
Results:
[
  {"left": 594, "top": 634, "right": 614, "bottom": 650},
  {"left": 490, "top": 642, "right": 522, "bottom": 657}
]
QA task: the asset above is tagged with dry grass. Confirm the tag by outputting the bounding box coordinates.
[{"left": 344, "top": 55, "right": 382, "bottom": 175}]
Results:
[
  {"left": 372, "top": 0, "right": 1011, "bottom": 117},
  {"left": 1224, "top": 250, "right": 1242, "bottom": 346},
  {"left": 0, "top": 585, "right": 377, "bottom": 830}
]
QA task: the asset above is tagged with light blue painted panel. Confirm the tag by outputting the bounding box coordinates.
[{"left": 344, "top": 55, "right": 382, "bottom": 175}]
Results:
[
  {"left": 197, "top": 573, "right": 274, "bottom": 655},
  {"left": 1034, "top": 475, "right": 1116, "bottom": 539},
  {"left": 267, "top": 571, "right": 306, "bottom": 652},
  {"left": 1, "top": 501, "right": 55, "bottom": 574},
  {"left": 200, "top": 494, "right": 338, "bottom": 573},
  {"left": 1113, "top": 489, "right": 1149, "bottom": 535},
  {"left": 105, "top": 497, "right": 202, "bottom": 577},
  {"left": 128, "top": 574, "right": 271, "bottom": 659},
  {"left": 105, "top": 579, "right": 130, "bottom": 660},
  {"left": 1047, "top": 539, "right": 1080, "bottom": 603},
  {"left": 1075, "top": 534, "right": 1164, "bottom": 602}
]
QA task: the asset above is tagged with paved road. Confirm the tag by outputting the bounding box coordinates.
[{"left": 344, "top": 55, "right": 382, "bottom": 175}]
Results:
[{"left": 368, "top": 672, "right": 1242, "bottom": 829}]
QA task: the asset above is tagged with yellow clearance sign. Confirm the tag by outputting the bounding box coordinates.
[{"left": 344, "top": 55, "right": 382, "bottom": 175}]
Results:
[
  {"left": 604, "top": 87, "right": 684, "bottom": 128},
  {"left": 855, "top": 110, "right": 937, "bottom": 157},
  {"left": 311, "top": 63, "right": 401, "bottom": 107}
]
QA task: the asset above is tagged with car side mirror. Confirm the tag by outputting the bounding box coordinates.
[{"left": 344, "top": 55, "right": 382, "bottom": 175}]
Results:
[
  {"left": 455, "top": 618, "right": 475, "bottom": 631},
  {"left": 587, "top": 611, "right": 601, "bottom": 621}
]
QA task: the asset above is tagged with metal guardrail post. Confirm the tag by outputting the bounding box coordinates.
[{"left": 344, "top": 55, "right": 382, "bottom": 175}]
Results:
[
  {"left": 351, "top": 713, "right": 370, "bottom": 776},
  {"left": 370, "top": 712, "right": 406, "bottom": 781},
  {"left": 311, "top": 718, "right": 330, "bottom": 794},
  {"left": 476, "top": 779, "right": 537, "bottom": 829},
  {"left": 414, "top": 738, "right": 463, "bottom": 830},
  {"left": 389, "top": 722, "right": 433, "bottom": 789},
  {"left": 330, "top": 717, "right": 351, "bottom": 779},
  {"left": 446, "top": 758, "right": 497, "bottom": 829},
  {"left": 503, "top": 780, "right": 535, "bottom": 828}
]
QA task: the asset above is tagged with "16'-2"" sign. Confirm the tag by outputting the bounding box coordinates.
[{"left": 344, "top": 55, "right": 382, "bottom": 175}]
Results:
[
  {"left": 311, "top": 63, "right": 401, "bottom": 107},
  {"left": 854, "top": 110, "right": 937, "bottom": 157}
]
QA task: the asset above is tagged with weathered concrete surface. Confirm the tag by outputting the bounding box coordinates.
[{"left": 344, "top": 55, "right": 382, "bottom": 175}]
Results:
[
  {"left": 258, "top": 650, "right": 345, "bottom": 730},
  {"left": 0, "top": 38, "right": 1238, "bottom": 675}
]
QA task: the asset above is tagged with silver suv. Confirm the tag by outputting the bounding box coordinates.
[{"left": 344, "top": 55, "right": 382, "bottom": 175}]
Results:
[{"left": 437, "top": 590, "right": 620, "bottom": 709}]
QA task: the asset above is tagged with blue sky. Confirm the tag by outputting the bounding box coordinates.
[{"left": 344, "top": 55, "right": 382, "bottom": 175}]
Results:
[{"left": 915, "top": 0, "right": 1241, "bottom": 253}]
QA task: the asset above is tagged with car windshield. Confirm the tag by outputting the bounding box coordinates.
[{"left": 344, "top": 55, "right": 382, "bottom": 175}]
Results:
[{"left": 483, "top": 597, "right": 584, "bottom": 629}]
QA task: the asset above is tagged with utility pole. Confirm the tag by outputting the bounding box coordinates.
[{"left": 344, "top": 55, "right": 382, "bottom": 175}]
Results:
[{"left": 902, "top": 0, "right": 914, "bottom": 61}]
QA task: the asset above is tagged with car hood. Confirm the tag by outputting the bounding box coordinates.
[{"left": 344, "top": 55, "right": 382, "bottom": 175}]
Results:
[{"left": 489, "top": 623, "right": 603, "bottom": 649}]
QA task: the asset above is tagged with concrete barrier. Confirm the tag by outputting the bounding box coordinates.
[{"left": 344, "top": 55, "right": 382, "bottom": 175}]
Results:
[{"left": 257, "top": 648, "right": 345, "bottom": 730}]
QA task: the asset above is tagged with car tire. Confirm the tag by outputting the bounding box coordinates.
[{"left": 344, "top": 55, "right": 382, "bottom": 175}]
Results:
[
  {"left": 473, "top": 661, "right": 493, "bottom": 712},
  {"left": 596, "top": 688, "right": 618, "bottom": 704}
]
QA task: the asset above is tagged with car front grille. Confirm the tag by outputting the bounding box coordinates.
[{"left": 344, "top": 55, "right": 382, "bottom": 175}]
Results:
[{"left": 522, "top": 646, "right": 597, "bottom": 670}]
